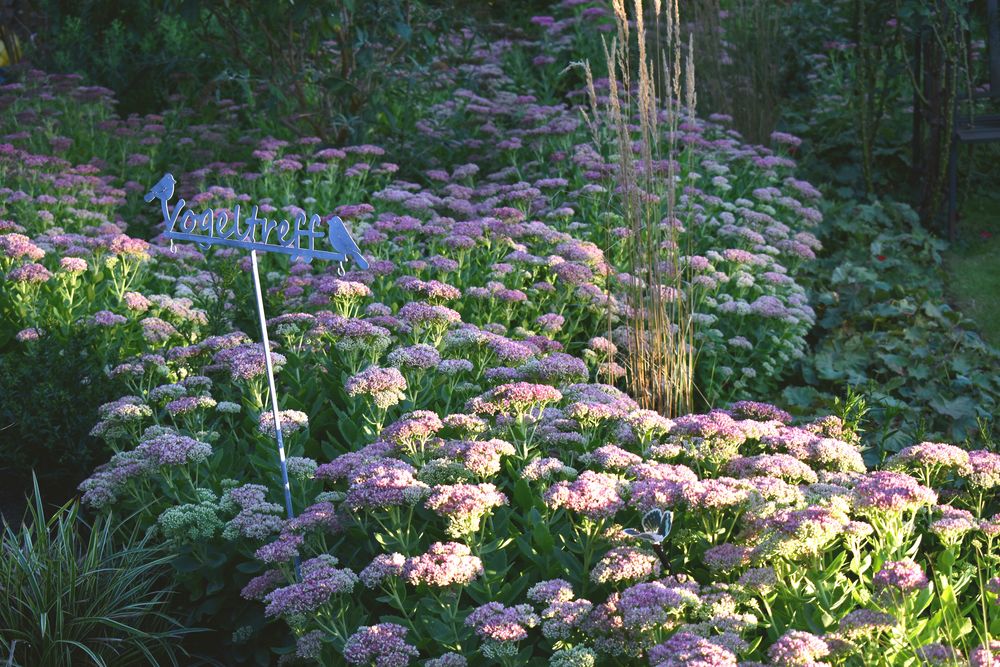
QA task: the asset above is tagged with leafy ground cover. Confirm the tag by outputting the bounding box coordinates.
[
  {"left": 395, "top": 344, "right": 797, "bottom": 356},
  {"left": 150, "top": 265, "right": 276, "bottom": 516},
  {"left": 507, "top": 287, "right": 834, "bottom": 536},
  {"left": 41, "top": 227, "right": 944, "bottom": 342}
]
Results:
[
  {"left": 771, "top": 3, "right": 1000, "bottom": 453},
  {"left": 1, "top": 1, "right": 999, "bottom": 666},
  {"left": 781, "top": 198, "right": 1000, "bottom": 453}
]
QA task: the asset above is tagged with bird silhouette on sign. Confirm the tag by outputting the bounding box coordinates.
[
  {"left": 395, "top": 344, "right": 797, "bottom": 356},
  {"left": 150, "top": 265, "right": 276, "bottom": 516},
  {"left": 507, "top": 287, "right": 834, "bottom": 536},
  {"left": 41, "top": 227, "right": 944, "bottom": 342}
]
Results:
[
  {"left": 624, "top": 508, "right": 673, "bottom": 569},
  {"left": 624, "top": 508, "right": 673, "bottom": 545},
  {"left": 144, "top": 173, "right": 176, "bottom": 203},
  {"left": 325, "top": 215, "right": 369, "bottom": 269}
]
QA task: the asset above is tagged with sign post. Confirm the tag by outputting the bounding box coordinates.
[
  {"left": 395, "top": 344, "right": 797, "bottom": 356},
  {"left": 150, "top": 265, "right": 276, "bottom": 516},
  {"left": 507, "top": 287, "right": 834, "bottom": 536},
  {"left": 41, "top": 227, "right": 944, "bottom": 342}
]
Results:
[{"left": 145, "top": 173, "right": 368, "bottom": 525}]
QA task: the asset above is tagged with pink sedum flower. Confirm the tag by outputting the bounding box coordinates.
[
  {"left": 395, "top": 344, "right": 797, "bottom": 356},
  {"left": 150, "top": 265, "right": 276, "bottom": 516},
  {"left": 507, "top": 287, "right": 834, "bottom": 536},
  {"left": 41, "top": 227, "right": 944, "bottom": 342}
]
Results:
[
  {"left": 544, "top": 471, "right": 624, "bottom": 520},
  {"left": 401, "top": 542, "right": 483, "bottom": 588}
]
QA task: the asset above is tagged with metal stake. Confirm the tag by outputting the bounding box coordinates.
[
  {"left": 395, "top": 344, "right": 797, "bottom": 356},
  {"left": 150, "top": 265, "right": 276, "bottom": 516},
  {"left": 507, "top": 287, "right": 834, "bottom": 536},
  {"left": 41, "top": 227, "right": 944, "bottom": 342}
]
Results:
[{"left": 249, "top": 249, "right": 296, "bottom": 524}]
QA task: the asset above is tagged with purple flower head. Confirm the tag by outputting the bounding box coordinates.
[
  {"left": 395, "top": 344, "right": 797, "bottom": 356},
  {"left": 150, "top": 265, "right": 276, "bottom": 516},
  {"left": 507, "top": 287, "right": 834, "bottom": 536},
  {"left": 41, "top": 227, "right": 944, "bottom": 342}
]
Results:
[
  {"left": 0, "top": 233, "right": 45, "bottom": 260},
  {"left": 343, "top": 623, "right": 418, "bottom": 666},
  {"left": 517, "top": 353, "right": 588, "bottom": 385},
  {"left": 15, "top": 327, "right": 42, "bottom": 342},
  {"left": 703, "top": 543, "right": 751, "bottom": 573},
  {"left": 970, "top": 641, "right": 1000, "bottom": 667},
  {"left": 360, "top": 552, "right": 407, "bottom": 588},
  {"left": 623, "top": 409, "right": 675, "bottom": 441},
  {"left": 255, "top": 533, "right": 304, "bottom": 565},
  {"left": 852, "top": 471, "right": 937, "bottom": 514},
  {"left": 165, "top": 395, "right": 216, "bottom": 416},
  {"left": 315, "top": 441, "right": 394, "bottom": 482},
  {"left": 263, "top": 554, "right": 358, "bottom": 618},
  {"left": 440, "top": 438, "right": 515, "bottom": 477},
  {"left": 889, "top": 442, "right": 971, "bottom": 476},
  {"left": 726, "top": 454, "right": 818, "bottom": 484},
  {"left": 284, "top": 501, "right": 341, "bottom": 535},
  {"left": 874, "top": 559, "right": 929, "bottom": 594},
  {"left": 535, "top": 313, "right": 565, "bottom": 333},
  {"left": 586, "top": 444, "right": 642, "bottom": 471},
  {"left": 135, "top": 433, "right": 211, "bottom": 466},
  {"left": 629, "top": 463, "right": 699, "bottom": 511},
  {"left": 380, "top": 410, "right": 443, "bottom": 449},
  {"left": 425, "top": 653, "right": 467, "bottom": 667},
  {"left": 672, "top": 411, "right": 747, "bottom": 448},
  {"left": 387, "top": 343, "right": 442, "bottom": 370},
  {"left": 345, "top": 458, "right": 428, "bottom": 510},
  {"left": 540, "top": 598, "right": 592, "bottom": 640},
  {"left": 213, "top": 343, "right": 287, "bottom": 382},
  {"left": 6, "top": 261, "right": 52, "bottom": 284},
  {"left": 240, "top": 569, "right": 285, "bottom": 601},
  {"left": 618, "top": 580, "right": 700, "bottom": 631},
  {"left": 682, "top": 477, "right": 752, "bottom": 511},
  {"left": 648, "top": 631, "right": 738, "bottom": 667},
  {"left": 465, "top": 602, "right": 539, "bottom": 642},
  {"left": 398, "top": 301, "right": 461, "bottom": 329},
  {"left": 59, "top": 256, "right": 88, "bottom": 273},
  {"left": 838, "top": 609, "right": 897, "bottom": 637},
  {"left": 966, "top": 450, "right": 1000, "bottom": 489},
  {"left": 438, "top": 358, "right": 474, "bottom": 375},
  {"left": 88, "top": 310, "right": 127, "bottom": 327},
  {"left": 914, "top": 643, "right": 964, "bottom": 666},
  {"left": 522, "top": 456, "right": 574, "bottom": 482},
  {"left": 107, "top": 234, "right": 150, "bottom": 258},
  {"left": 527, "top": 578, "right": 575, "bottom": 604},
  {"left": 929, "top": 506, "right": 977, "bottom": 545}
]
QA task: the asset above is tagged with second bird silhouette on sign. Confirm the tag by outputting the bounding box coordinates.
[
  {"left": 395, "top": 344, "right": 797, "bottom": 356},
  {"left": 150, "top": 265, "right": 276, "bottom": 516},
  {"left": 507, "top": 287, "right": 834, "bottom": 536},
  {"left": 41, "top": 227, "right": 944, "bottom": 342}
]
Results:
[{"left": 324, "top": 215, "right": 367, "bottom": 269}]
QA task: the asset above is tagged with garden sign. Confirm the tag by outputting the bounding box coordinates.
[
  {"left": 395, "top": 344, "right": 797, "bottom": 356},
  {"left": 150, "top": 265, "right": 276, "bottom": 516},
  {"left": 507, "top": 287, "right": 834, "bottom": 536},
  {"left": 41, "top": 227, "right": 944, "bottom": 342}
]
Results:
[{"left": 145, "top": 173, "right": 368, "bottom": 525}]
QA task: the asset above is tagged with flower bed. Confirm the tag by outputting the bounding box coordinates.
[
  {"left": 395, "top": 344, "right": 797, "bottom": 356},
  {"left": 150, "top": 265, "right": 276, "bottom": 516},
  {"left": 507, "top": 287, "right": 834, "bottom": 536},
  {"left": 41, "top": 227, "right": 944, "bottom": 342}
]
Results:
[{"left": 2, "top": 1, "right": 998, "bottom": 665}]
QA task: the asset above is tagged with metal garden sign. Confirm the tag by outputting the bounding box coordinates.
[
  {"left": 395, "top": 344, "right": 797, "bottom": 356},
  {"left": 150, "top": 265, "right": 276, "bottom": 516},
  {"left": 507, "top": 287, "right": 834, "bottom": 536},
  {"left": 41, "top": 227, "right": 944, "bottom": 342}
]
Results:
[{"left": 145, "top": 173, "right": 368, "bottom": 525}]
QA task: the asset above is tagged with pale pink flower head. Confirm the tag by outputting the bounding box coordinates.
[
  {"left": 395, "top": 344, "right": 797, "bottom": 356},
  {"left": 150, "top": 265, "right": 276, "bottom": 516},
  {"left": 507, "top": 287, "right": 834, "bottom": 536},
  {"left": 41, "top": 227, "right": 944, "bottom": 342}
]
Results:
[
  {"left": 966, "top": 450, "right": 1000, "bottom": 489},
  {"left": 59, "top": 256, "right": 88, "bottom": 273},
  {"left": 15, "top": 327, "right": 42, "bottom": 342},
  {"left": 466, "top": 381, "right": 562, "bottom": 417},
  {"left": 123, "top": 291, "right": 151, "bottom": 312},
  {"left": 258, "top": 409, "right": 309, "bottom": 437},
  {"left": 591, "top": 546, "right": 662, "bottom": 584},
  {"left": 424, "top": 482, "right": 507, "bottom": 536},
  {"left": 543, "top": 470, "right": 624, "bottom": 520},
  {"left": 345, "top": 366, "right": 407, "bottom": 409},
  {"left": 0, "top": 233, "right": 45, "bottom": 260},
  {"left": 107, "top": 234, "right": 150, "bottom": 258},
  {"left": 767, "top": 629, "right": 829, "bottom": 666},
  {"left": 401, "top": 541, "right": 483, "bottom": 588},
  {"left": 889, "top": 442, "right": 971, "bottom": 477},
  {"left": 970, "top": 641, "right": 1000, "bottom": 667}
]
